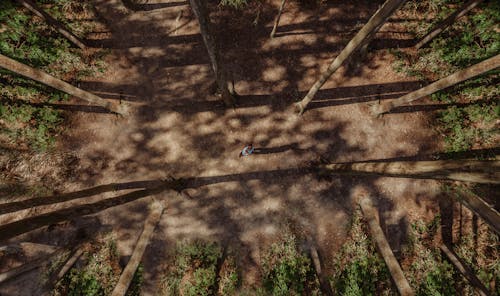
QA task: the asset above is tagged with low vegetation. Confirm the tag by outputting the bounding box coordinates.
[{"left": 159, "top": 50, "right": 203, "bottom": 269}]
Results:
[
  {"left": 52, "top": 236, "right": 143, "bottom": 296},
  {"left": 330, "top": 209, "right": 392, "bottom": 295},
  {"left": 261, "top": 233, "right": 319, "bottom": 295},
  {"left": 161, "top": 240, "right": 239, "bottom": 296},
  {"left": 0, "top": 0, "right": 106, "bottom": 151},
  {"left": 393, "top": 0, "right": 499, "bottom": 152}
]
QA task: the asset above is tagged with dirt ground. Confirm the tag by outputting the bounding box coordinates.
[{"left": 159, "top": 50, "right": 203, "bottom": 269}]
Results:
[{"left": 1, "top": 0, "right": 447, "bottom": 294}]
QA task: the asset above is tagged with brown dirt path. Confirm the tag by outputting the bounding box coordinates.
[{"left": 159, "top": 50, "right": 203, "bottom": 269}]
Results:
[{"left": 1, "top": 0, "right": 445, "bottom": 294}]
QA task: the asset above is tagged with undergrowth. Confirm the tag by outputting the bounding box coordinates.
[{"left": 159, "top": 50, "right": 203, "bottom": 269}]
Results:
[
  {"left": 393, "top": 0, "right": 499, "bottom": 152},
  {"left": 403, "top": 216, "right": 457, "bottom": 296},
  {"left": 261, "top": 233, "right": 319, "bottom": 296},
  {"left": 0, "top": 0, "right": 106, "bottom": 150},
  {"left": 161, "top": 240, "right": 239, "bottom": 296},
  {"left": 331, "top": 209, "right": 393, "bottom": 296},
  {"left": 52, "top": 237, "right": 144, "bottom": 296}
]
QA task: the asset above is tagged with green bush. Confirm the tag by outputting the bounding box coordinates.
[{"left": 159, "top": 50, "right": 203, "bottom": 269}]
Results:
[
  {"left": 219, "top": 0, "right": 248, "bottom": 9},
  {"left": 261, "top": 233, "right": 318, "bottom": 296},
  {"left": 331, "top": 209, "right": 392, "bottom": 296},
  {"left": 162, "top": 240, "right": 240, "bottom": 296}
]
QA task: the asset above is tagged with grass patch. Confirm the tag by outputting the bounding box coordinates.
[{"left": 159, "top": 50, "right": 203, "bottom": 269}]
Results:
[{"left": 0, "top": 0, "right": 107, "bottom": 151}]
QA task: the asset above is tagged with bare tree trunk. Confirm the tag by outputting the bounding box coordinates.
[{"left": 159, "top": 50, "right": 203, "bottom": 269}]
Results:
[
  {"left": 372, "top": 54, "right": 500, "bottom": 115},
  {"left": 440, "top": 244, "right": 491, "bottom": 296},
  {"left": 0, "top": 186, "right": 169, "bottom": 242},
  {"left": 295, "top": 0, "right": 406, "bottom": 114},
  {"left": 188, "top": 0, "right": 234, "bottom": 106},
  {"left": 452, "top": 187, "right": 500, "bottom": 236},
  {"left": 16, "top": 0, "right": 86, "bottom": 49},
  {"left": 360, "top": 197, "right": 414, "bottom": 296},
  {"left": 111, "top": 200, "right": 165, "bottom": 296},
  {"left": 270, "top": 0, "right": 286, "bottom": 38},
  {"left": 308, "top": 243, "right": 333, "bottom": 296},
  {"left": 320, "top": 159, "right": 500, "bottom": 184},
  {"left": 0, "top": 54, "right": 124, "bottom": 114},
  {"left": 415, "top": 0, "right": 483, "bottom": 50}
]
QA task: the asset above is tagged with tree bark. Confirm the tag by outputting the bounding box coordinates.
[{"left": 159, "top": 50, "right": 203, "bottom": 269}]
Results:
[
  {"left": 415, "top": 0, "right": 483, "bottom": 50},
  {"left": 360, "top": 197, "right": 414, "bottom": 296},
  {"left": 270, "top": 0, "right": 286, "bottom": 38},
  {"left": 0, "top": 54, "right": 124, "bottom": 114},
  {"left": 111, "top": 200, "right": 165, "bottom": 296},
  {"left": 319, "top": 159, "right": 500, "bottom": 184},
  {"left": 308, "top": 243, "right": 333, "bottom": 296},
  {"left": 452, "top": 188, "right": 500, "bottom": 236},
  {"left": 16, "top": 0, "right": 86, "bottom": 49},
  {"left": 372, "top": 54, "right": 500, "bottom": 115},
  {"left": 0, "top": 186, "right": 169, "bottom": 242},
  {"left": 188, "top": 0, "right": 234, "bottom": 106},
  {"left": 439, "top": 244, "right": 491, "bottom": 296},
  {"left": 295, "top": 0, "right": 406, "bottom": 114}
]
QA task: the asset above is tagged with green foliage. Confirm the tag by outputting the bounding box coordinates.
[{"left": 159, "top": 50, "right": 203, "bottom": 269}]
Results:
[
  {"left": 181, "top": 266, "right": 218, "bottom": 296},
  {"left": 331, "top": 209, "right": 392, "bottom": 295},
  {"left": 261, "top": 233, "right": 318, "bottom": 296},
  {"left": 394, "top": 0, "right": 499, "bottom": 152},
  {"left": 404, "top": 218, "right": 456, "bottom": 296},
  {"left": 162, "top": 240, "right": 240, "bottom": 296},
  {"left": 55, "top": 238, "right": 120, "bottom": 296},
  {"left": 219, "top": 0, "right": 248, "bottom": 9},
  {"left": 0, "top": 0, "right": 106, "bottom": 150},
  {"left": 416, "top": 259, "right": 455, "bottom": 296}
]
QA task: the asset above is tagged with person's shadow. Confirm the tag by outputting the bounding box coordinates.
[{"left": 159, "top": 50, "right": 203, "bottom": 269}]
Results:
[{"left": 253, "top": 143, "right": 302, "bottom": 155}]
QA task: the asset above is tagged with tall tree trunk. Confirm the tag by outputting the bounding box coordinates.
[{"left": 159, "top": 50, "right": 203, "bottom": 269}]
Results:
[
  {"left": 0, "top": 54, "right": 124, "bottom": 114},
  {"left": 439, "top": 244, "right": 491, "bottom": 296},
  {"left": 16, "top": 0, "right": 86, "bottom": 49},
  {"left": 452, "top": 187, "right": 500, "bottom": 236},
  {"left": 295, "top": 0, "right": 406, "bottom": 114},
  {"left": 270, "top": 0, "right": 286, "bottom": 38},
  {"left": 360, "top": 197, "right": 414, "bottom": 296},
  {"left": 372, "top": 54, "right": 500, "bottom": 115},
  {"left": 111, "top": 200, "right": 165, "bottom": 296},
  {"left": 320, "top": 159, "right": 500, "bottom": 184},
  {"left": 415, "top": 0, "right": 483, "bottom": 50},
  {"left": 188, "top": 0, "right": 234, "bottom": 106},
  {"left": 308, "top": 242, "right": 334, "bottom": 296},
  {"left": 0, "top": 186, "right": 169, "bottom": 242}
]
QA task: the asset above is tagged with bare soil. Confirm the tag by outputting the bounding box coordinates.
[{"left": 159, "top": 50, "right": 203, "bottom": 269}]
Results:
[{"left": 1, "top": 0, "right": 447, "bottom": 294}]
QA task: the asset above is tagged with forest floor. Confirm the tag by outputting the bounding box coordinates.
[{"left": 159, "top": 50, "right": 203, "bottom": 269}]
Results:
[{"left": 1, "top": 0, "right": 448, "bottom": 294}]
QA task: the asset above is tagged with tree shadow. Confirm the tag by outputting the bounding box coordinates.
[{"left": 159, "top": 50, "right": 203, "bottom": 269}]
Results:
[
  {"left": 253, "top": 143, "right": 302, "bottom": 155},
  {"left": 122, "top": 0, "right": 188, "bottom": 11}
]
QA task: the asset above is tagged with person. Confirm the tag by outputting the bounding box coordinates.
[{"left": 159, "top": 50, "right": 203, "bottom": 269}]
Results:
[{"left": 239, "top": 143, "right": 254, "bottom": 157}]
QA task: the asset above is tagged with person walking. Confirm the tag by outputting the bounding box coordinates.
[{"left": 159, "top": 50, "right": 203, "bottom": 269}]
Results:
[{"left": 239, "top": 143, "right": 254, "bottom": 157}]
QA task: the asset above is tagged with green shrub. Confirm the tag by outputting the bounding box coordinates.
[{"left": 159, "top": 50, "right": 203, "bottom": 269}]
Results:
[
  {"left": 331, "top": 209, "right": 392, "bottom": 296},
  {"left": 261, "top": 233, "right": 318, "bottom": 296},
  {"left": 55, "top": 238, "right": 121, "bottom": 296},
  {"left": 219, "top": 0, "right": 248, "bottom": 9},
  {"left": 0, "top": 0, "right": 106, "bottom": 150},
  {"left": 162, "top": 240, "right": 241, "bottom": 296}
]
